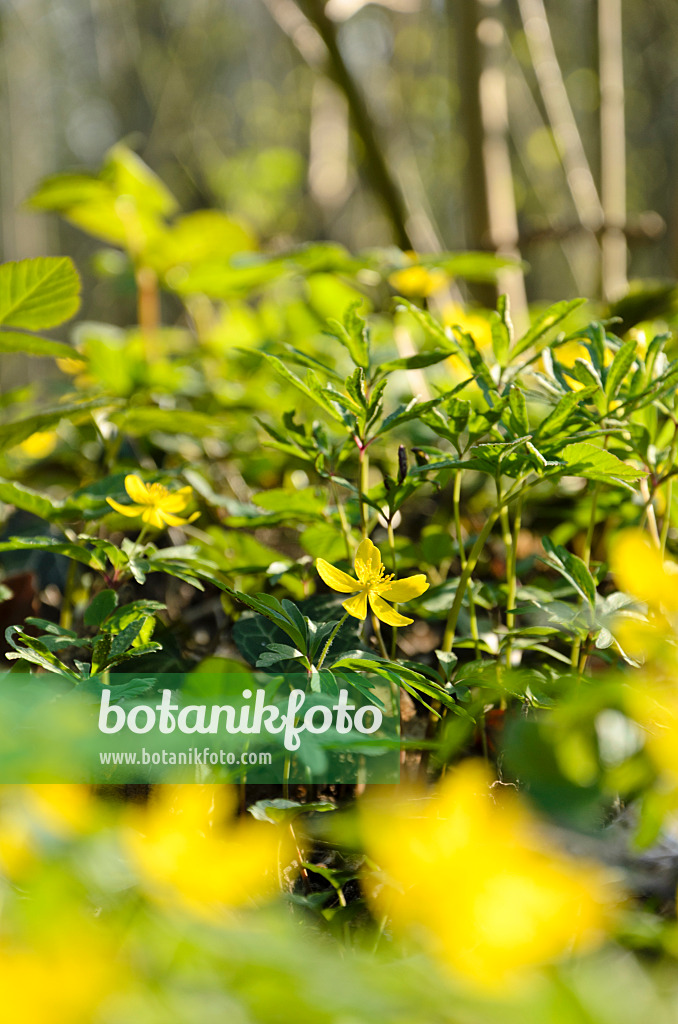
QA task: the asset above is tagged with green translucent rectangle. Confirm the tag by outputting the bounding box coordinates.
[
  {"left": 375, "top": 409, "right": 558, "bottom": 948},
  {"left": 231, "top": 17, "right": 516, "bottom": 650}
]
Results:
[{"left": 0, "top": 671, "right": 400, "bottom": 784}]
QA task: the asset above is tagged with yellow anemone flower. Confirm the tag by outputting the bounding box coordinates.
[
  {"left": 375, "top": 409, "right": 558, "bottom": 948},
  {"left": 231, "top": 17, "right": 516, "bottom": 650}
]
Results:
[
  {"left": 611, "top": 529, "right": 678, "bottom": 613},
  {"left": 316, "top": 537, "right": 428, "bottom": 627},
  {"left": 124, "top": 785, "right": 287, "bottom": 918},
  {"left": 106, "top": 474, "right": 199, "bottom": 529},
  {"left": 362, "top": 761, "right": 620, "bottom": 990}
]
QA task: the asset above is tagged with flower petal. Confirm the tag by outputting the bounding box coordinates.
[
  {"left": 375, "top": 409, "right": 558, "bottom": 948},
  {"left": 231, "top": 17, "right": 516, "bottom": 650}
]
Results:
[
  {"left": 378, "top": 574, "right": 429, "bottom": 603},
  {"left": 159, "top": 510, "right": 199, "bottom": 527},
  {"left": 141, "top": 507, "right": 165, "bottom": 529},
  {"left": 159, "top": 488, "right": 193, "bottom": 514},
  {"left": 354, "top": 537, "right": 380, "bottom": 583},
  {"left": 343, "top": 590, "right": 368, "bottom": 620},
  {"left": 368, "top": 592, "right": 413, "bottom": 627},
  {"left": 125, "top": 474, "right": 151, "bottom": 505},
  {"left": 106, "top": 498, "right": 144, "bottom": 518},
  {"left": 316, "top": 558, "right": 359, "bottom": 594}
]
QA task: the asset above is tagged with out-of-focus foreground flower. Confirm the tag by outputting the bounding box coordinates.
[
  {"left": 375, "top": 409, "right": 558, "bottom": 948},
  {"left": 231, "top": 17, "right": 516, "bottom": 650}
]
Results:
[
  {"left": 125, "top": 785, "right": 287, "bottom": 918},
  {"left": 362, "top": 761, "right": 620, "bottom": 990},
  {"left": 316, "top": 537, "right": 428, "bottom": 626},
  {"left": 611, "top": 530, "right": 678, "bottom": 789},
  {"left": 0, "top": 934, "right": 119, "bottom": 1024},
  {"left": 106, "top": 473, "right": 199, "bottom": 528}
]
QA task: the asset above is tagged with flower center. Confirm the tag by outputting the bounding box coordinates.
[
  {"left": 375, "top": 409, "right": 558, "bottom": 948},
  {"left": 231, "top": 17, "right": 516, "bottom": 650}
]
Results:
[
  {"left": 363, "top": 565, "right": 394, "bottom": 590},
  {"left": 145, "top": 483, "right": 170, "bottom": 504}
]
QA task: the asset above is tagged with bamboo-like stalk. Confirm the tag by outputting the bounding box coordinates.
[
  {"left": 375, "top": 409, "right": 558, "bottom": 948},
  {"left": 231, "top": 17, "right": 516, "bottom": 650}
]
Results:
[
  {"left": 598, "top": 0, "right": 628, "bottom": 301},
  {"left": 448, "top": 0, "right": 528, "bottom": 330},
  {"left": 517, "top": 0, "right": 604, "bottom": 236}
]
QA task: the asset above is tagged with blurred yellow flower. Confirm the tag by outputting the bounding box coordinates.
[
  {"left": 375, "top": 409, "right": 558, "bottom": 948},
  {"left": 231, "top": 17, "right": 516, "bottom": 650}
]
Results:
[
  {"left": 552, "top": 340, "right": 613, "bottom": 392},
  {"left": 362, "top": 761, "right": 618, "bottom": 990},
  {"left": 611, "top": 530, "right": 678, "bottom": 613},
  {"left": 0, "top": 936, "right": 118, "bottom": 1024},
  {"left": 389, "top": 263, "right": 447, "bottom": 297},
  {"left": 125, "top": 785, "right": 286, "bottom": 917},
  {"left": 106, "top": 473, "right": 199, "bottom": 528},
  {"left": 16, "top": 430, "right": 58, "bottom": 460},
  {"left": 0, "top": 785, "right": 94, "bottom": 878},
  {"left": 316, "top": 536, "right": 428, "bottom": 626}
]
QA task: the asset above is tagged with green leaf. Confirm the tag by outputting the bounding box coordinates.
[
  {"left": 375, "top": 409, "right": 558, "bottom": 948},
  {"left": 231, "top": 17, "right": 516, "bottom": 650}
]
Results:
[
  {"left": 84, "top": 589, "right": 118, "bottom": 628},
  {"left": 111, "top": 406, "right": 221, "bottom": 438},
  {"left": 0, "top": 536, "right": 104, "bottom": 569},
  {"left": 0, "top": 257, "right": 81, "bottom": 330},
  {"left": 508, "top": 386, "right": 529, "bottom": 434},
  {"left": 541, "top": 537, "right": 597, "bottom": 608},
  {"left": 511, "top": 298, "right": 586, "bottom": 359},
  {"left": 535, "top": 387, "right": 596, "bottom": 439},
  {"left": 0, "top": 331, "right": 81, "bottom": 359},
  {"left": 490, "top": 309, "right": 511, "bottom": 367},
  {"left": 376, "top": 349, "right": 452, "bottom": 374},
  {"left": 559, "top": 442, "right": 644, "bottom": 487},
  {"left": 248, "top": 798, "right": 336, "bottom": 824},
  {"left": 0, "top": 397, "right": 117, "bottom": 449},
  {"left": 255, "top": 351, "right": 345, "bottom": 423},
  {"left": 0, "top": 479, "right": 63, "bottom": 519},
  {"left": 605, "top": 338, "right": 638, "bottom": 400},
  {"left": 325, "top": 301, "right": 370, "bottom": 369}
]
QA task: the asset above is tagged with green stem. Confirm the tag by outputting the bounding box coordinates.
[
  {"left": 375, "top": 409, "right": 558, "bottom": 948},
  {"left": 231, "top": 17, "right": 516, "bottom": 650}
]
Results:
[
  {"left": 60, "top": 557, "right": 78, "bottom": 631},
  {"left": 387, "top": 520, "right": 399, "bottom": 659},
  {"left": 317, "top": 612, "right": 350, "bottom": 670},
  {"left": 453, "top": 471, "right": 479, "bottom": 649},
  {"left": 372, "top": 615, "right": 389, "bottom": 659},
  {"left": 332, "top": 480, "right": 353, "bottom": 561},
  {"left": 359, "top": 447, "right": 369, "bottom": 538},
  {"left": 441, "top": 510, "right": 499, "bottom": 653},
  {"left": 660, "top": 477, "right": 673, "bottom": 555},
  {"left": 504, "top": 495, "right": 522, "bottom": 668}
]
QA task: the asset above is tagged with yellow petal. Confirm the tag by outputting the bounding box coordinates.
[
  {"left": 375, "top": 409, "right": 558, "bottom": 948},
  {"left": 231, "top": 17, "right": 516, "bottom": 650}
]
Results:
[
  {"left": 354, "top": 537, "right": 380, "bottom": 583},
  {"left": 124, "top": 474, "right": 151, "bottom": 505},
  {"left": 343, "top": 590, "right": 368, "bottom": 619},
  {"left": 611, "top": 530, "right": 678, "bottom": 611},
  {"left": 316, "top": 558, "right": 359, "bottom": 594},
  {"left": 378, "top": 574, "right": 429, "bottom": 602},
  {"left": 159, "top": 487, "right": 193, "bottom": 513},
  {"left": 142, "top": 507, "right": 165, "bottom": 529},
  {"left": 368, "top": 592, "right": 413, "bottom": 627},
  {"left": 159, "top": 510, "right": 199, "bottom": 527},
  {"left": 106, "top": 498, "right": 143, "bottom": 518}
]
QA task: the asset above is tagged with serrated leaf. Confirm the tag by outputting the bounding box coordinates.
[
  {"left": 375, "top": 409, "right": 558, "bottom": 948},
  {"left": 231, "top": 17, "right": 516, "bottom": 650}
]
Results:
[
  {"left": 84, "top": 589, "right": 118, "bottom": 628},
  {"left": 0, "top": 331, "right": 81, "bottom": 359},
  {"left": 535, "top": 387, "right": 596, "bottom": 439},
  {"left": 511, "top": 298, "right": 586, "bottom": 359},
  {"left": 0, "top": 397, "right": 117, "bottom": 449},
  {"left": 559, "top": 442, "right": 644, "bottom": 487},
  {"left": 542, "top": 537, "right": 597, "bottom": 608},
  {"left": 0, "top": 257, "right": 81, "bottom": 330},
  {"left": 0, "top": 536, "right": 104, "bottom": 569},
  {"left": 377, "top": 349, "right": 452, "bottom": 374},
  {"left": 605, "top": 338, "right": 638, "bottom": 399},
  {"left": 508, "top": 386, "right": 529, "bottom": 434}
]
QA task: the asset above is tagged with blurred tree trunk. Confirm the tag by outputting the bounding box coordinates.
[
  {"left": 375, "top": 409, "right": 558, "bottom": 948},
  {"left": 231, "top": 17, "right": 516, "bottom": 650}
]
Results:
[
  {"left": 450, "top": 0, "right": 527, "bottom": 328},
  {"left": 598, "top": 0, "right": 627, "bottom": 301}
]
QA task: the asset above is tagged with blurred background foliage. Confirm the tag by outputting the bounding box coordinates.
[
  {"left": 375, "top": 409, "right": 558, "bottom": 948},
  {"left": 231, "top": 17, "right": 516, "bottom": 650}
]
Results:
[{"left": 2, "top": 0, "right": 677, "bottom": 321}]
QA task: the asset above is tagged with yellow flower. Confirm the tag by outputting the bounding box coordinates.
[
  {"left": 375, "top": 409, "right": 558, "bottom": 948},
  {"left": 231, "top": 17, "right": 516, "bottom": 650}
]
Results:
[
  {"left": 16, "top": 430, "right": 58, "bottom": 460},
  {"left": 316, "top": 537, "right": 428, "bottom": 627},
  {"left": 0, "top": 933, "right": 119, "bottom": 1024},
  {"left": 106, "top": 473, "right": 198, "bottom": 529},
  {"left": 611, "top": 530, "right": 678, "bottom": 613},
  {"left": 125, "top": 785, "right": 286, "bottom": 918},
  {"left": 362, "top": 761, "right": 619, "bottom": 990},
  {"left": 389, "top": 264, "right": 448, "bottom": 297}
]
